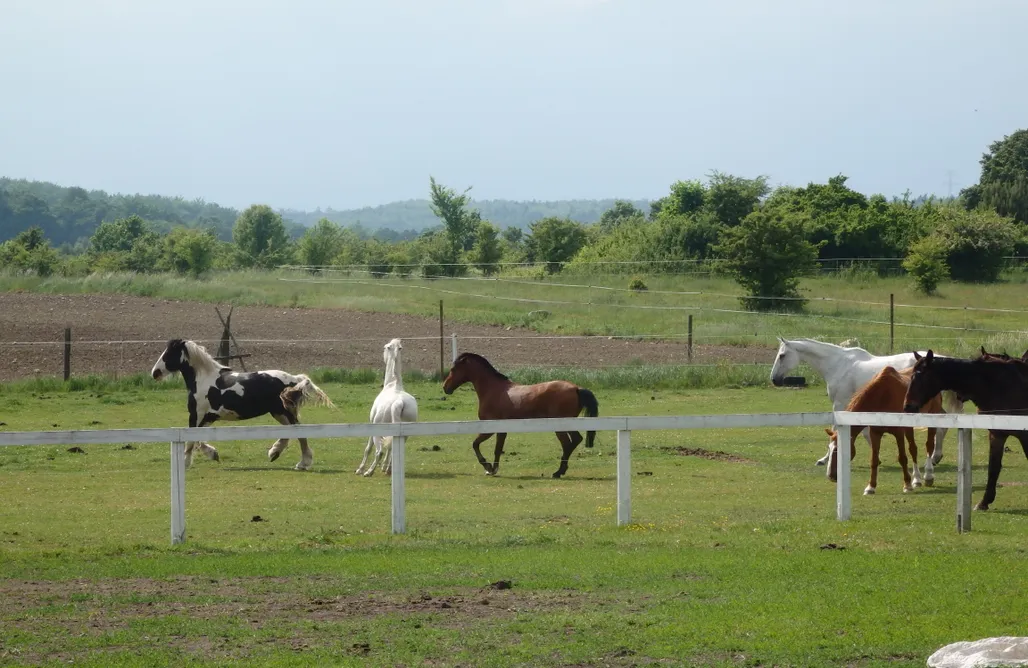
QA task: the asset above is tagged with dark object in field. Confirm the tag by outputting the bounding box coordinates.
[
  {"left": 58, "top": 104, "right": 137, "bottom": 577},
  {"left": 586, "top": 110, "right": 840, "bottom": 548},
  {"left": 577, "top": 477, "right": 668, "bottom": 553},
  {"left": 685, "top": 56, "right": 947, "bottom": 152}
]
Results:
[
  {"left": 121, "top": 444, "right": 135, "bottom": 450},
  {"left": 487, "top": 580, "right": 512, "bottom": 590},
  {"left": 782, "top": 376, "right": 807, "bottom": 387},
  {"left": 251, "top": 515, "right": 265, "bottom": 522},
  {"left": 820, "top": 543, "right": 845, "bottom": 550},
  {"left": 67, "top": 447, "right": 85, "bottom": 454},
  {"left": 637, "top": 471, "right": 654, "bottom": 476},
  {"left": 442, "top": 351, "right": 599, "bottom": 479}
]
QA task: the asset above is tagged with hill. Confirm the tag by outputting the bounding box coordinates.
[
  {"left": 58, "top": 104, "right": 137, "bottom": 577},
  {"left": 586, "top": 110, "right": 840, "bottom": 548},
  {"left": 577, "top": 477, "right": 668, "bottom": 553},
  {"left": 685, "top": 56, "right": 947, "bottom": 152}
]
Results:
[{"left": 0, "top": 177, "right": 648, "bottom": 246}]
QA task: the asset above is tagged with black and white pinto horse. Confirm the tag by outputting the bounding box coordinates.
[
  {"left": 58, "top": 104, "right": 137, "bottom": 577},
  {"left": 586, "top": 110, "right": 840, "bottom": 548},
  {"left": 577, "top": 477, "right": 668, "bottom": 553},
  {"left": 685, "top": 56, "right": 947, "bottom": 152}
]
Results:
[{"left": 151, "top": 339, "right": 334, "bottom": 471}]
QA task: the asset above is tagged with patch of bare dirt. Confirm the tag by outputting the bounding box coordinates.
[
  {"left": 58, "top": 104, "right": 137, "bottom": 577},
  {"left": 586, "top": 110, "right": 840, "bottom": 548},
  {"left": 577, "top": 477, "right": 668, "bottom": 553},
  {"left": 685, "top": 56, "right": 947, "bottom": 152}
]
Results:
[
  {"left": 0, "top": 576, "right": 594, "bottom": 663},
  {"left": 662, "top": 446, "right": 753, "bottom": 463},
  {"left": 0, "top": 292, "right": 774, "bottom": 380}
]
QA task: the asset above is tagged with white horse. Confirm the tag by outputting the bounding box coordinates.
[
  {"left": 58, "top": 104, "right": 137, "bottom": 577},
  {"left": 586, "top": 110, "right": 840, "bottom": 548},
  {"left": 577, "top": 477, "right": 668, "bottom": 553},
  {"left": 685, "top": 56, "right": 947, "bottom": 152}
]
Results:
[
  {"left": 356, "top": 338, "right": 419, "bottom": 476},
  {"left": 770, "top": 337, "right": 963, "bottom": 481}
]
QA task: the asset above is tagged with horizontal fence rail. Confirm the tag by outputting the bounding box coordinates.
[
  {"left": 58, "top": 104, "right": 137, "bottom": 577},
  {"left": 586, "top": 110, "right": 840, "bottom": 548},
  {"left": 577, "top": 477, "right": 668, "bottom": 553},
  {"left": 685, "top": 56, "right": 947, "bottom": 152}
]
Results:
[{"left": 2, "top": 411, "right": 1020, "bottom": 543}]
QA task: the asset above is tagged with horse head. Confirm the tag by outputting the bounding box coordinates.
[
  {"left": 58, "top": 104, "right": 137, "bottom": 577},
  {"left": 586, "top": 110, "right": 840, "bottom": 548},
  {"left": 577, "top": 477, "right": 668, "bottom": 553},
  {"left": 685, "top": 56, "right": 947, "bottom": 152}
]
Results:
[
  {"left": 442, "top": 354, "right": 469, "bottom": 395},
  {"left": 152, "top": 338, "right": 189, "bottom": 380},
  {"left": 904, "top": 350, "right": 938, "bottom": 413},
  {"left": 770, "top": 337, "right": 799, "bottom": 387},
  {"left": 383, "top": 338, "right": 403, "bottom": 365}
]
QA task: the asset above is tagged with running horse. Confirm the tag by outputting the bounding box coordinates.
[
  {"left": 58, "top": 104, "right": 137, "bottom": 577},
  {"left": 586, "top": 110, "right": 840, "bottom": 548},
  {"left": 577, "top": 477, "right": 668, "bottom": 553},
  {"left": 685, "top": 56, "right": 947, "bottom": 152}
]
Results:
[
  {"left": 442, "top": 352, "right": 599, "bottom": 478},
  {"left": 904, "top": 349, "right": 1028, "bottom": 511},
  {"left": 151, "top": 339, "right": 334, "bottom": 470},
  {"left": 825, "top": 366, "right": 943, "bottom": 495}
]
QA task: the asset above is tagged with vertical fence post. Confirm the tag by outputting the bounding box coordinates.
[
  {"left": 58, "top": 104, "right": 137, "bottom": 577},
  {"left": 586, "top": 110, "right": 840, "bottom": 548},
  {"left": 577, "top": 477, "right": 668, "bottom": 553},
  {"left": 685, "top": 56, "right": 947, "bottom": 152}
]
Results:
[
  {"left": 451, "top": 333, "right": 458, "bottom": 367},
  {"left": 170, "top": 440, "right": 186, "bottom": 545},
  {"left": 616, "top": 429, "right": 631, "bottom": 526},
  {"left": 836, "top": 426, "right": 851, "bottom": 521},
  {"left": 391, "top": 434, "right": 406, "bottom": 534},
  {"left": 956, "top": 428, "right": 972, "bottom": 533},
  {"left": 63, "top": 328, "right": 71, "bottom": 381},
  {"left": 687, "top": 315, "right": 693, "bottom": 363},
  {"left": 438, "top": 300, "right": 444, "bottom": 378},
  {"left": 889, "top": 293, "right": 895, "bottom": 354}
]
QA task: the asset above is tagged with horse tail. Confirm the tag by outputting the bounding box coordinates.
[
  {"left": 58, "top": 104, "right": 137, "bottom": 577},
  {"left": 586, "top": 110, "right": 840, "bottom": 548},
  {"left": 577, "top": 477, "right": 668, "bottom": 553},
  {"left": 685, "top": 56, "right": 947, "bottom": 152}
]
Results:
[
  {"left": 577, "top": 387, "right": 598, "bottom": 448},
  {"left": 282, "top": 375, "right": 335, "bottom": 411}
]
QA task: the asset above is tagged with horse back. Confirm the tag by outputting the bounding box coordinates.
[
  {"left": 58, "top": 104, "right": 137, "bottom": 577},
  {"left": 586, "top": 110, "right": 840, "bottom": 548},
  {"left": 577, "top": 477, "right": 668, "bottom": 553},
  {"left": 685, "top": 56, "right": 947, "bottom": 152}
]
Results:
[{"left": 494, "top": 380, "right": 582, "bottom": 419}]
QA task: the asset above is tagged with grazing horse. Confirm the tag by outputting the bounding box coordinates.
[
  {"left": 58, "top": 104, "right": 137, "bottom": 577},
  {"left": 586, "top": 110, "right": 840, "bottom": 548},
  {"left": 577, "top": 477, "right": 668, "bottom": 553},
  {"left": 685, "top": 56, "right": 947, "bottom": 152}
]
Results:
[
  {"left": 151, "top": 339, "right": 334, "bottom": 471},
  {"left": 442, "top": 352, "right": 599, "bottom": 478},
  {"left": 904, "top": 349, "right": 1028, "bottom": 511},
  {"left": 770, "top": 337, "right": 964, "bottom": 469},
  {"left": 356, "top": 338, "right": 419, "bottom": 477},
  {"left": 826, "top": 366, "right": 943, "bottom": 494}
]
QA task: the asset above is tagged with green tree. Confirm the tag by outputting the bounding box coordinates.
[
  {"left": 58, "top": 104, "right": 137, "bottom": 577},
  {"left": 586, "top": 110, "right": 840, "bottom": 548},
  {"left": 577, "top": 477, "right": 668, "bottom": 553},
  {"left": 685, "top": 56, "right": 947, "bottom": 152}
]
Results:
[
  {"left": 961, "top": 129, "right": 1028, "bottom": 223},
  {"left": 931, "top": 207, "right": 1019, "bottom": 282},
  {"left": 597, "top": 200, "right": 646, "bottom": 232},
  {"left": 714, "top": 209, "right": 821, "bottom": 311},
  {"left": 705, "top": 172, "right": 770, "bottom": 227},
  {"left": 903, "top": 235, "right": 949, "bottom": 295},
  {"left": 89, "top": 214, "right": 149, "bottom": 254},
  {"left": 526, "top": 217, "right": 588, "bottom": 274},
  {"left": 428, "top": 176, "right": 480, "bottom": 276},
  {"left": 471, "top": 221, "right": 504, "bottom": 276},
  {"left": 0, "top": 226, "right": 60, "bottom": 276},
  {"left": 297, "top": 218, "right": 343, "bottom": 271},
  {"left": 162, "top": 227, "right": 217, "bottom": 277},
  {"left": 233, "top": 204, "right": 291, "bottom": 269}
]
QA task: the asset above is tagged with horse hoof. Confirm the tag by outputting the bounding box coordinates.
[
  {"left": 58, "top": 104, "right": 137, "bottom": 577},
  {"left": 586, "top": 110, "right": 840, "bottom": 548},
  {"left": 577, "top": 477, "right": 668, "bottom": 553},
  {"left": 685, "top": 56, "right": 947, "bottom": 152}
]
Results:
[
  {"left": 903, "top": 487, "right": 912, "bottom": 493},
  {"left": 924, "top": 479, "right": 934, "bottom": 487},
  {"left": 932, "top": 454, "right": 943, "bottom": 465},
  {"left": 863, "top": 488, "right": 875, "bottom": 496},
  {"left": 211, "top": 452, "right": 220, "bottom": 462},
  {"left": 268, "top": 451, "right": 281, "bottom": 462},
  {"left": 815, "top": 460, "right": 827, "bottom": 466},
  {"left": 974, "top": 502, "right": 990, "bottom": 511},
  {"left": 912, "top": 481, "right": 922, "bottom": 488},
  {"left": 294, "top": 463, "right": 311, "bottom": 472}
]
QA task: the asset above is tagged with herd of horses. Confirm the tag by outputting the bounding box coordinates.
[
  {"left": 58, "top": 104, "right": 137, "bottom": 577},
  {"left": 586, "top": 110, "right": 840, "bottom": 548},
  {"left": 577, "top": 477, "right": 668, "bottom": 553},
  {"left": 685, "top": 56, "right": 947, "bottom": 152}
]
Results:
[{"left": 149, "top": 334, "right": 1028, "bottom": 511}]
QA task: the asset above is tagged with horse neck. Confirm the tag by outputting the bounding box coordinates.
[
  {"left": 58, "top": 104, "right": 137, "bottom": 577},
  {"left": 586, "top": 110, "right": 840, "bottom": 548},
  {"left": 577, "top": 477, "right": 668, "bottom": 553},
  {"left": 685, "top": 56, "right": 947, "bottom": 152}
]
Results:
[
  {"left": 465, "top": 361, "right": 512, "bottom": 397},
  {"left": 791, "top": 340, "right": 853, "bottom": 374},
  {"left": 938, "top": 359, "right": 1012, "bottom": 412},
  {"left": 383, "top": 355, "right": 403, "bottom": 389},
  {"left": 184, "top": 341, "right": 226, "bottom": 377}
]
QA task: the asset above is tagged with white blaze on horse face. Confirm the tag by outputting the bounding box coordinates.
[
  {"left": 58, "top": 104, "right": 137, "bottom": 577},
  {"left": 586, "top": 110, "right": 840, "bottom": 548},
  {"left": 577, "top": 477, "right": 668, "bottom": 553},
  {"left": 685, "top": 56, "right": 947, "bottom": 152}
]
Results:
[{"left": 152, "top": 357, "right": 169, "bottom": 380}]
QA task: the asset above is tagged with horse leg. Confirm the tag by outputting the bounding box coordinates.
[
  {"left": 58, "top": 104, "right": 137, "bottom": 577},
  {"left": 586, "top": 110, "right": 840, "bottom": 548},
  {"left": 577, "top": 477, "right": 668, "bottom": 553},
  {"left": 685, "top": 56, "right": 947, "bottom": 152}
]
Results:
[
  {"left": 865, "top": 431, "right": 881, "bottom": 495},
  {"left": 1018, "top": 433, "right": 1028, "bottom": 461},
  {"left": 362, "top": 437, "right": 386, "bottom": 477},
  {"left": 976, "top": 432, "right": 1008, "bottom": 511},
  {"left": 907, "top": 428, "right": 923, "bottom": 489},
  {"left": 552, "top": 431, "right": 579, "bottom": 479},
  {"left": 490, "top": 433, "right": 508, "bottom": 476},
  {"left": 356, "top": 436, "right": 375, "bottom": 475},
  {"left": 819, "top": 424, "right": 871, "bottom": 466},
  {"left": 381, "top": 436, "right": 393, "bottom": 475},
  {"left": 933, "top": 426, "right": 947, "bottom": 465},
  {"left": 897, "top": 431, "right": 913, "bottom": 493},
  {"left": 194, "top": 415, "right": 220, "bottom": 462},
  {"left": 267, "top": 414, "right": 290, "bottom": 464},
  {"left": 922, "top": 427, "right": 936, "bottom": 487},
  {"left": 472, "top": 433, "right": 495, "bottom": 475}
]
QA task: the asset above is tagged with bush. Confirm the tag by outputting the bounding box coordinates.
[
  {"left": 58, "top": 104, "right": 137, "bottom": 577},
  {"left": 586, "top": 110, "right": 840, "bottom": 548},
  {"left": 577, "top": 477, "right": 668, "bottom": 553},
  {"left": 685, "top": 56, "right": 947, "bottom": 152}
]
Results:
[
  {"left": 903, "top": 235, "right": 949, "bottom": 295},
  {"left": 933, "top": 208, "right": 1018, "bottom": 282},
  {"left": 713, "top": 209, "right": 821, "bottom": 311},
  {"left": 629, "top": 277, "right": 648, "bottom": 291}
]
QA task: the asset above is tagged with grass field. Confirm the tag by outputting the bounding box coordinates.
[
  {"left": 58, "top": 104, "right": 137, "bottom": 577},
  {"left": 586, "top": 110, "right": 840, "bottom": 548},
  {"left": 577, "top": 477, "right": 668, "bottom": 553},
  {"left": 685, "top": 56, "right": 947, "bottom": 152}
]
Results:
[
  {"left": 4, "top": 267, "right": 1028, "bottom": 359},
  {"left": 2, "top": 379, "right": 1027, "bottom": 666}
]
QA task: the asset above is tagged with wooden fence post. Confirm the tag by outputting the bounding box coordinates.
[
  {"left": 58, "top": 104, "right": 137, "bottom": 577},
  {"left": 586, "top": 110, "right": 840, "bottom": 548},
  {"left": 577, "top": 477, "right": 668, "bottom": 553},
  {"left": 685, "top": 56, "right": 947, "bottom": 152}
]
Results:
[
  {"left": 63, "top": 328, "right": 71, "bottom": 381},
  {"left": 687, "top": 315, "right": 693, "bottom": 363},
  {"left": 438, "top": 300, "right": 445, "bottom": 378}
]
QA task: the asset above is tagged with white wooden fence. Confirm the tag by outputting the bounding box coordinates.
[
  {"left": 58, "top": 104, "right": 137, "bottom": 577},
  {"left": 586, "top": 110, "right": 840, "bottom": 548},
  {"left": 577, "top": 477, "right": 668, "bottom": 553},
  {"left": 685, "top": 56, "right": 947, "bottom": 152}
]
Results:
[{"left": 1, "top": 410, "right": 1019, "bottom": 544}]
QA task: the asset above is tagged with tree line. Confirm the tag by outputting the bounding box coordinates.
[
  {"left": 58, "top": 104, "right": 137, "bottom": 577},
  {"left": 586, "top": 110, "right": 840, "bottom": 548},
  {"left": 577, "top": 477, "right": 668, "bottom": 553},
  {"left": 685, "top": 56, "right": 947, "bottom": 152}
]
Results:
[{"left": 2, "top": 129, "right": 1027, "bottom": 309}]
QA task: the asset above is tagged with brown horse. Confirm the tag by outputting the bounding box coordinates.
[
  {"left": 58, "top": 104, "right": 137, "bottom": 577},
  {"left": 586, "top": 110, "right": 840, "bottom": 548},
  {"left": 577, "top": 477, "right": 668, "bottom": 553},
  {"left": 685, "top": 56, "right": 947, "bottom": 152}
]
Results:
[
  {"left": 442, "top": 352, "right": 599, "bottom": 478},
  {"left": 826, "top": 366, "right": 943, "bottom": 494}
]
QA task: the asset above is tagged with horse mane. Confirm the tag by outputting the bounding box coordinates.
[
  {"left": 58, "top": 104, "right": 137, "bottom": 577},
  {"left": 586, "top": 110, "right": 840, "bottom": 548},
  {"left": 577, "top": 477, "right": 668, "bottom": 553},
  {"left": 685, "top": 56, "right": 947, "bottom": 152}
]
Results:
[
  {"left": 182, "top": 339, "right": 229, "bottom": 375},
  {"left": 455, "top": 352, "right": 510, "bottom": 381}
]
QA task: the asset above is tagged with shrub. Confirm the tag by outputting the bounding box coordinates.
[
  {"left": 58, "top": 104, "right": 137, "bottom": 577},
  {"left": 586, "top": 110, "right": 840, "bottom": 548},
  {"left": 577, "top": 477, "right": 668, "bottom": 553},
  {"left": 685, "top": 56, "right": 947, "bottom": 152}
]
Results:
[{"left": 903, "top": 235, "right": 949, "bottom": 295}]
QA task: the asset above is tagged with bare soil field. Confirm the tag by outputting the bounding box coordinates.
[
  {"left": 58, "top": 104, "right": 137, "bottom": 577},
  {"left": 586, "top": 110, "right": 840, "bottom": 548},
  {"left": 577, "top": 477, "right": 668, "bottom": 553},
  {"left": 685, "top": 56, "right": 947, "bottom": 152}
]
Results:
[{"left": 0, "top": 293, "right": 772, "bottom": 380}]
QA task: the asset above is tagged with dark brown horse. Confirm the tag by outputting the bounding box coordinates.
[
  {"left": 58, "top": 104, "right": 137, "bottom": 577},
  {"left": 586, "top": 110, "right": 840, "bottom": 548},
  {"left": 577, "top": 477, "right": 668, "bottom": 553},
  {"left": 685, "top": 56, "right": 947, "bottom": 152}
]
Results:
[
  {"left": 904, "top": 349, "right": 1028, "bottom": 511},
  {"left": 442, "top": 352, "right": 599, "bottom": 478}
]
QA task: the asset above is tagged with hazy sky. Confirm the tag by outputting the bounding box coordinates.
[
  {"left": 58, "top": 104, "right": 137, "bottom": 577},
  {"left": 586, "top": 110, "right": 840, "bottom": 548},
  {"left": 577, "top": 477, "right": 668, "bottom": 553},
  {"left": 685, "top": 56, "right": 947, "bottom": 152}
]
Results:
[{"left": 1, "top": 0, "right": 1024, "bottom": 210}]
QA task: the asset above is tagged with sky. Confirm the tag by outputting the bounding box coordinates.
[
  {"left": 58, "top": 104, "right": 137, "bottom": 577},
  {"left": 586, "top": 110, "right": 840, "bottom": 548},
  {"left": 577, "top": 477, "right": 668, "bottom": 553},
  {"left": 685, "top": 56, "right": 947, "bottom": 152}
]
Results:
[{"left": 1, "top": 0, "right": 1025, "bottom": 211}]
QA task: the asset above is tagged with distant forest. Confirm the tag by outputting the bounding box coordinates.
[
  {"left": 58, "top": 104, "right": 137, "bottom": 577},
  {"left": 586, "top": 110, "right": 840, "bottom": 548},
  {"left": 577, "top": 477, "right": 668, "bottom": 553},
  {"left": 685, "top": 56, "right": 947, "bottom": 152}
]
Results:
[{"left": 0, "top": 177, "right": 648, "bottom": 248}]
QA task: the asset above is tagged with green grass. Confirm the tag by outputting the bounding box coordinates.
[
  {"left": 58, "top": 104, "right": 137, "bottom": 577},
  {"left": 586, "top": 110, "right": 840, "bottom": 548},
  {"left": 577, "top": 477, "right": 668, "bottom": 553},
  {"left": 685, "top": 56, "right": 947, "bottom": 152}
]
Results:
[
  {"left": 4, "top": 267, "right": 1028, "bottom": 359},
  {"left": 2, "top": 381, "right": 1027, "bottom": 666}
]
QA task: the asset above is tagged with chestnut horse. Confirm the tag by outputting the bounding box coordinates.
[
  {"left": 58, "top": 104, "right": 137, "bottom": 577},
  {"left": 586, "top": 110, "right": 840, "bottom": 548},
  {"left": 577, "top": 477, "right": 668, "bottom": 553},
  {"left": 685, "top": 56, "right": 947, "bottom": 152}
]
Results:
[
  {"left": 904, "top": 349, "right": 1028, "bottom": 511},
  {"left": 442, "top": 352, "right": 599, "bottom": 478},
  {"left": 826, "top": 366, "right": 943, "bottom": 495}
]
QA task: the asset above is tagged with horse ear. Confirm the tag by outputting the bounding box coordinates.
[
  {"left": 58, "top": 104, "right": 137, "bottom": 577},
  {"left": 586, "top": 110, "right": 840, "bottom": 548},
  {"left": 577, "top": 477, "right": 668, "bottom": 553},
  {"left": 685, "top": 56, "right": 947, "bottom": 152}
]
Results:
[
  {"left": 824, "top": 428, "right": 834, "bottom": 436},
  {"left": 777, "top": 336, "right": 785, "bottom": 344},
  {"left": 913, "top": 351, "right": 922, "bottom": 361},
  {"left": 926, "top": 349, "right": 934, "bottom": 361}
]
